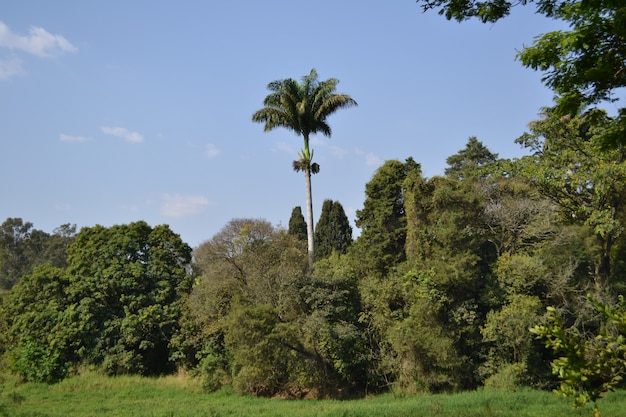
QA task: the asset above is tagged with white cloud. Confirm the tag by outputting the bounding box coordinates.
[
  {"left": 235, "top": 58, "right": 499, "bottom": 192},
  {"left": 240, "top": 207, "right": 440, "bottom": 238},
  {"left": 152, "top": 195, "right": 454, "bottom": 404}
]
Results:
[
  {"left": 365, "top": 152, "right": 383, "bottom": 167},
  {"left": 311, "top": 137, "right": 326, "bottom": 147},
  {"left": 0, "top": 56, "right": 23, "bottom": 80},
  {"left": 161, "top": 194, "right": 210, "bottom": 218},
  {"left": 0, "top": 21, "right": 77, "bottom": 57},
  {"left": 330, "top": 145, "right": 348, "bottom": 158},
  {"left": 205, "top": 143, "right": 221, "bottom": 158},
  {"left": 274, "top": 141, "right": 295, "bottom": 155},
  {"left": 60, "top": 133, "right": 92, "bottom": 143},
  {"left": 101, "top": 126, "right": 144, "bottom": 143}
]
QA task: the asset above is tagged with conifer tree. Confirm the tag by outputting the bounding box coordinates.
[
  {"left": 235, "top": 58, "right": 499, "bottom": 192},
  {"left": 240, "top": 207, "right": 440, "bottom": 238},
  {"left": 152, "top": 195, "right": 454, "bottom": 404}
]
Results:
[
  {"left": 314, "top": 200, "right": 353, "bottom": 260},
  {"left": 288, "top": 206, "right": 308, "bottom": 242}
]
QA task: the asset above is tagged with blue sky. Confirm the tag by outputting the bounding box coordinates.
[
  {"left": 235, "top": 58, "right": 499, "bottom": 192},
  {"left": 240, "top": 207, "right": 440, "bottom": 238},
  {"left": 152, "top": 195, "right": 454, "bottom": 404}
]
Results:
[{"left": 1, "top": 1, "right": 564, "bottom": 248}]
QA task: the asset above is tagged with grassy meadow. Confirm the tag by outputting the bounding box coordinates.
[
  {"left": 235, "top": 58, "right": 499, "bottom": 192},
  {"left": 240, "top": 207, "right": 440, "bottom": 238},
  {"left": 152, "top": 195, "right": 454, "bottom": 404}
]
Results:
[{"left": 1, "top": 372, "right": 625, "bottom": 417}]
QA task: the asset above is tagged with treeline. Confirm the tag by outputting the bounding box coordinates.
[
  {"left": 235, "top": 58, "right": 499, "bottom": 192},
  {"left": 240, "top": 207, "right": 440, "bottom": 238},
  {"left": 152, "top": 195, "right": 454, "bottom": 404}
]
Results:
[{"left": 1, "top": 111, "right": 626, "bottom": 399}]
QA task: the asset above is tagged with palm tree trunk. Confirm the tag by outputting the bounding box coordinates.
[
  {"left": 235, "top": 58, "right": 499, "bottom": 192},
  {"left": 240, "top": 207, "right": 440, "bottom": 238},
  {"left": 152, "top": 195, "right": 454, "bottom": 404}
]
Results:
[
  {"left": 305, "top": 165, "right": 315, "bottom": 267},
  {"left": 303, "top": 134, "right": 315, "bottom": 267}
]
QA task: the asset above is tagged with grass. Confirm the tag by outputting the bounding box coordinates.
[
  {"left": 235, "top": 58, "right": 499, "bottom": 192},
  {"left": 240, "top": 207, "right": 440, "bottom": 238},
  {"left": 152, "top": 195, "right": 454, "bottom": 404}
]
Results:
[{"left": 1, "top": 372, "right": 625, "bottom": 417}]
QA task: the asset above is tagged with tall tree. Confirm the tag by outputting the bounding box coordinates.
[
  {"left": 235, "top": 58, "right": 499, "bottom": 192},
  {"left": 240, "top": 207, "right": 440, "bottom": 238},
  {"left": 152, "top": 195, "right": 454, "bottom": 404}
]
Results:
[
  {"left": 355, "top": 158, "right": 421, "bottom": 275},
  {"left": 314, "top": 199, "right": 353, "bottom": 260},
  {"left": 516, "top": 109, "right": 626, "bottom": 280},
  {"left": 252, "top": 69, "right": 357, "bottom": 266},
  {"left": 445, "top": 136, "right": 498, "bottom": 181},
  {"left": 288, "top": 206, "right": 308, "bottom": 242}
]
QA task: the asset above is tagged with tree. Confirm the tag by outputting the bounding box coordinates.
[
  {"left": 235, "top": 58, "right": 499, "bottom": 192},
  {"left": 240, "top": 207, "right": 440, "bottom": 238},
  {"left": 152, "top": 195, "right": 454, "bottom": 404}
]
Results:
[
  {"left": 0, "top": 218, "right": 40, "bottom": 289},
  {"left": 531, "top": 296, "right": 626, "bottom": 417},
  {"left": 0, "top": 219, "right": 76, "bottom": 290},
  {"left": 402, "top": 173, "right": 488, "bottom": 389},
  {"left": 2, "top": 265, "right": 74, "bottom": 382},
  {"left": 314, "top": 199, "right": 353, "bottom": 260},
  {"left": 288, "top": 206, "right": 308, "bottom": 242},
  {"left": 355, "top": 158, "right": 421, "bottom": 276},
  {"left": 300, "top": 254, "right": 370, "bottom": 395},
  {"left": 252, "top": 69, "right": 357, "bottom": 266},
  {"left": 184, "top": 218, "right": 309, "bottom": 392},
  {"left": 516, "top": 109, "right": 626, "bottom": 280},
  {"left": 65, "top": 221, "right": 193, "bottom": 376},
  {"left": 416, "top": 0, "right": 626, "bottom": 148},
  {"left": 516, "top": 1, "right": 626, "bottom": 144},
  {"left": 444, "top": 136, "right": 498, "bottom": 181}
]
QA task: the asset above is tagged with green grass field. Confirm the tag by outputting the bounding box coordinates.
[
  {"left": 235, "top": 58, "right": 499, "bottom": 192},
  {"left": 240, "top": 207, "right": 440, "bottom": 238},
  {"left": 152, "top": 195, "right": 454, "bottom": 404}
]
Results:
[{"left": 1, "top": 372, "right": 625, "bottom": 417}]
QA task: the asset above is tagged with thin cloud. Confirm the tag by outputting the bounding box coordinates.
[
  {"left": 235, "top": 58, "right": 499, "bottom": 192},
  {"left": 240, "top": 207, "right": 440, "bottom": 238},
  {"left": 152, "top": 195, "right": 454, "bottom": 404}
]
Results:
[
  {"left": 330, "top": 145, "right": 348, "bottom": 158},
  {"left": 206, "top": 143, "right": 221, "bottom": 158},
  {"left": 0, "top": 21, "right": 77, "bottom": 57},
  {"left": 365, "top": 152, "right": 383, "bottom": 167},
  {"left": 274, "top": 141, "right": 295, "bottom": 155},
  {"left": 161, "top": 194, "right": 210, "bottom": 218},
  {"left": 60, "top": 133, "right": 92, "bottom": 143},
  {"left": 0, "top": 56, "right": 23, "bottom": 80},
  {"left": 101, "top": 126, "right": 144, "bottom": 143}
]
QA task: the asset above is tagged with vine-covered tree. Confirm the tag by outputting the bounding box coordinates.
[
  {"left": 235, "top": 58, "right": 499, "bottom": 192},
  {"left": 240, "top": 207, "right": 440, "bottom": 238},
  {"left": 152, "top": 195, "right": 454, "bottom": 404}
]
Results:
[
  {"left": 355, "top": 158, "right": 421, "bottom": 275},
  {"left": 252, "top": 69, "right": 357, "bottom": 266}
]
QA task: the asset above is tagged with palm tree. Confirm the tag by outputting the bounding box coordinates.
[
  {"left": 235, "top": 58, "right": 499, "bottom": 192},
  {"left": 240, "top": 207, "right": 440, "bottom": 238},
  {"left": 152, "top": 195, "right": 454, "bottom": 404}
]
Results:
[{"left": 252, "top": 69, "right": 357, "bottom": 267}]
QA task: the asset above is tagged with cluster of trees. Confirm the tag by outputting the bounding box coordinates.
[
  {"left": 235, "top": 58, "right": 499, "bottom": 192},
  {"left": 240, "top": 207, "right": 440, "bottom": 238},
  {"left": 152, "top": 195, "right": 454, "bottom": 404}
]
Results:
[
  {"left": 1, "top": 115, "right": 625, "bottom": 402},
  {"left": 0, "top": 221, "right": 192, "bottom": 382},
  {"left": 0, "top": 218, "right": 76, "bottom": 290}
]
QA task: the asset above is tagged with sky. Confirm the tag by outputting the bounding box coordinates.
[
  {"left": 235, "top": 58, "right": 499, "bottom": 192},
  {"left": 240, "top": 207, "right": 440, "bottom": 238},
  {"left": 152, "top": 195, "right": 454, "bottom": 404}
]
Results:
[{"left": 0, "top": 1, "right": 566, "bottom": 248}]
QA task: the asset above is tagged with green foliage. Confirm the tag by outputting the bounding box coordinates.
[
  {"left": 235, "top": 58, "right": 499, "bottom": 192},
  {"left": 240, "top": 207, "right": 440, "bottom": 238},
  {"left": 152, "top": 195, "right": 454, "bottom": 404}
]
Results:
[
  {"left": 355, "top": 158, "right": 421, "bottom": 275},
  {"left": 480, "top": 295, "right": 544, "bottom": 387},
  {"left": 2, "top": 265, "right": 74, "bottom": 382},
  {"left": 0, "top": 218, "right": 75, "bottom": 290},
  {"left": 288, "top": 206, "right": 308, "bottom": 242},
  {"left": 302, "top": 255, "right": 369, "bottom": 393},
  {"left": 516, "top": 2, "right": 626, "bottom": 117},
  {"left": 531, "top": 296, "right": 626, "bottom": 414},
  {"left": 224, "top": 303, "right": 296, "bottom": 396},
  {"left": 314, "top": 200, "right": 353, "bottom": 260},
  {"left": 445, "top": 136, "right": 499, "bottom": 181},
  {"left": 185, "top": 219, "right": 311, "bottom": 395},
  {"left": 516, "top": 110, "right": 626, "bottom": 279},
  {"left": 63, "top": 221, "right": 193, "bottom": 376},
  {"left": 2, "top": 221, "right": 193, "bottom": 382},
  {"left": 418, "top": 0, "right": 626, "bottom": 148}
]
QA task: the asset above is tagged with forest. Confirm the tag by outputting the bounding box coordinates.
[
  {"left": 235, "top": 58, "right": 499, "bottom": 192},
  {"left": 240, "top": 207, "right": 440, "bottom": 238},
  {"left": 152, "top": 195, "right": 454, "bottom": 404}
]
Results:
[
  {"left": 1, "top": 122, "right": 626, "bottom": 400},
  {"left": 1, "top": 0, "right": 626, "bottom": 415}
]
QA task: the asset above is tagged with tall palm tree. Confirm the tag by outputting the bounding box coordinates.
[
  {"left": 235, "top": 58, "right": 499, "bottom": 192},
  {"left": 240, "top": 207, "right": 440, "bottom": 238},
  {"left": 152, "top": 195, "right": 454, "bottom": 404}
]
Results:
[{"left": 252, "top": 69, "right": 357, "bottom": 267}]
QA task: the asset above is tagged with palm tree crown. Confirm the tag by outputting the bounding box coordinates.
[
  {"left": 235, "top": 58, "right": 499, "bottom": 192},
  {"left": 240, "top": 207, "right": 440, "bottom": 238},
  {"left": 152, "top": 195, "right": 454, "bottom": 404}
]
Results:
[
  {"left": 252, "top": 69, "right": 357, "bottom": 141},
  {"left": 252, "top": 69, "right": 357, "bottom": 266}
]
